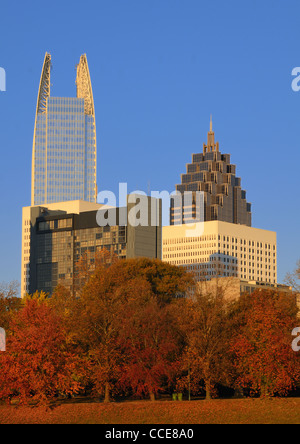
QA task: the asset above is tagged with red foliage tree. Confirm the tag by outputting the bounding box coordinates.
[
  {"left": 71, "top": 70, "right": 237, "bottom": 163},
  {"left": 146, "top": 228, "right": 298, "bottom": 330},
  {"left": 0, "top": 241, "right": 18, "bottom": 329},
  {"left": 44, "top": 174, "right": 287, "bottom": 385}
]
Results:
[
  {"left": 118, "top": 296, "right": 181, "bottom": 401},
  {"left": 0, "top": 299, "right": 83, "bottom": 404},
  {"left": 231, "top": 290, "right": 300, "bottom": 397}
]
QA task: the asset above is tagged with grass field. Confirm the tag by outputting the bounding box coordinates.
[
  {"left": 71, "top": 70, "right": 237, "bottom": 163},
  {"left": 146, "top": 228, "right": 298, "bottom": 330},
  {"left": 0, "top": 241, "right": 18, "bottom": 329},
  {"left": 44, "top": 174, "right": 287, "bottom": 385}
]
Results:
[{"left": 0, "top": 398, "right": 300, "bottom": 424}]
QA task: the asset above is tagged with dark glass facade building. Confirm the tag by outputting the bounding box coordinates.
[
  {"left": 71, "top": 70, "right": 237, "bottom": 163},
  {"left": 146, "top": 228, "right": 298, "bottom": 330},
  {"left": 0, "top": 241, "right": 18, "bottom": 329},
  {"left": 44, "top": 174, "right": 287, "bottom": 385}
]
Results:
[
  {"left": 171, "top": 121, "right": 252, "bottom": 226},
  {"left": 23, "top": 198, "right": 162, "bottom": 297}
]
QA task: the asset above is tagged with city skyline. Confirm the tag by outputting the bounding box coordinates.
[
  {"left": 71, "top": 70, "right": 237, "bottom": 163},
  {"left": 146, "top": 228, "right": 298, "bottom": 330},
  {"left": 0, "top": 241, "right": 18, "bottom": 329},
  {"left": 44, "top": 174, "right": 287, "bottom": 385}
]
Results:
[{"left": 0, "top": 0, "right": 299, "bottom": 287}]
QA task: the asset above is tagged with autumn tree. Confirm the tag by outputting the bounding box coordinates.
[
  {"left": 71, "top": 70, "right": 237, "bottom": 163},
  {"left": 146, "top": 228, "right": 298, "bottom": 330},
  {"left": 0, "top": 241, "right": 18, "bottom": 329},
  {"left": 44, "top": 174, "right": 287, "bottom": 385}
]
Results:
[
  {"left": 76, "top": 258, "right": 192, "bottom": 402},
  {"left": 74, "top": 249, "right": 119, "bottom": 295},
  {"left": 109, "top": 257, "right": 194, "bottom": 304},
  {"left": 0, "top": 298, "right": 83, "bottom": 404},
  {"left": 78, "top": 269, "right": 152, "bottom": 402},
  {"left": 231, "top": 290, "right": 300, "bottom": 397},
  {"left": 49, "top": 285, "right": 75, "bottom": 318},
  {"left": 47, "top": 284, "right": 89, "bottom": 373},
  {"left": 0, "top": 281, "right": 19, "bottom": 299},
  {"left": 118, "top": 294, "right": 181, "bottom": 401},
  {"left": 0, "top": 281, "right": 22, "bottom": 331},
  {"left": 173, "top": 288, "right": 234, "bottom": 400},
  {"left": 285, "top": 260, "right": 300, "bottom": 292}
]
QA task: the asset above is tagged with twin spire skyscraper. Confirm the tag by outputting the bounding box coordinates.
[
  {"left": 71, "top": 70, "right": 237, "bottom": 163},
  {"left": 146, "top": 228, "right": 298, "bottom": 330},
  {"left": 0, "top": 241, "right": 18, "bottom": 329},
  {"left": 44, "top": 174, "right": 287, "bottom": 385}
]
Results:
[{"left": 31, "top": 53, "right": 97, "bottom": 206}]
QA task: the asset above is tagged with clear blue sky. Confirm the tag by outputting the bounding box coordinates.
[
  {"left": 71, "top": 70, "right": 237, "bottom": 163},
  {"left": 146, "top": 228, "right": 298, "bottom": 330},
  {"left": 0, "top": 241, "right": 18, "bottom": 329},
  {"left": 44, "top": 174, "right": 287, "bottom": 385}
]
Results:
[{"left": 0, "top": 0, "right": 299, "bottom": 286}]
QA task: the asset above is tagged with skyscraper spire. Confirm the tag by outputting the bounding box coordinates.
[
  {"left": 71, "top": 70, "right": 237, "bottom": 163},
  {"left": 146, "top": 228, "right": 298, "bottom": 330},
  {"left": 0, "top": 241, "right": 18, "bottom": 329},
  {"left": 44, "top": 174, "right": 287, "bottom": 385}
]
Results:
[
  {"left": 204, "top": 115, "right": 219, "bottom": 153},
  {"left": 31, "top": 53, "right": 97, "bottom": 206}
]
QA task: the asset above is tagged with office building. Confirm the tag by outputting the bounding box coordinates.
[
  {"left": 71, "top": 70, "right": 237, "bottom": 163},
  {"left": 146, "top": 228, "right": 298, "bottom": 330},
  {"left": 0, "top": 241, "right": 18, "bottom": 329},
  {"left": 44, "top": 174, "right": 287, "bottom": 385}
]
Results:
[
  {"left": 197, "top": 276, "right": 297, "bottom": 305},
  {"left": 31, "top": 53, "right": 97, "bottom": 206},
  {"left": 171, "top": 118, "right": 251, "bottom": 226},
  {"left": 21, "top": 197, "right": 162, "bottom": 298},
  {"left": 163, "top": 119, "right": 277, "bottom": 285},
  {"left": 162, "top": 221, "right": 277, "bottom": 284}
]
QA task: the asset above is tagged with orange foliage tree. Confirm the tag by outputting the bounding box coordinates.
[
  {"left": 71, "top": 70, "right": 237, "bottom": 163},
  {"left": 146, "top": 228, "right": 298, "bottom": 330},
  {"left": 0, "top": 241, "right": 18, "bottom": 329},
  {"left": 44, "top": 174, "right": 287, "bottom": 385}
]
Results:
[
  {"left": 0, "top": 298, "right": 83, "bottom": 404},
  {"left": 173, "top": 290, "right": 233, "bottom": 400},
  {"left": 74, "top": 249, "right": 119, "bottom": 295},
  {"left": 118, "top": 295, "right": 182, "bottom": 401},
  {"left": 77, "top": 271, "right": 152, "bottom": 402},
  {"left": 109, "top": 257, "right": 194, "bottom": 303},
  {"left": 231, "top": 290, "right": 300, "bottom": 397},
  {"left": 75, "top": 258, "right": 192, "bottom": 402}
]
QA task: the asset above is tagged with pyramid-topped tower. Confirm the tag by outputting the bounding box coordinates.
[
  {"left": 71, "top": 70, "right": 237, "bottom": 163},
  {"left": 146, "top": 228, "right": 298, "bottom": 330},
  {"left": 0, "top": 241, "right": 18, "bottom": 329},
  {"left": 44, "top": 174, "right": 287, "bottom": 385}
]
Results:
[{"left": 171, "top": 118, "right": 252, "bottom": 226}]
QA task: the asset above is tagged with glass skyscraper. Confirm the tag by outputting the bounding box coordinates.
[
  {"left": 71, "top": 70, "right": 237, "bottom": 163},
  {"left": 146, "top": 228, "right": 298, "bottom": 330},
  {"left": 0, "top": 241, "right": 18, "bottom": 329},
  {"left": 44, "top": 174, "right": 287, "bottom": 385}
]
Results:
[{"left": 31, "top": 53, "right": 97, "bottom": 205}]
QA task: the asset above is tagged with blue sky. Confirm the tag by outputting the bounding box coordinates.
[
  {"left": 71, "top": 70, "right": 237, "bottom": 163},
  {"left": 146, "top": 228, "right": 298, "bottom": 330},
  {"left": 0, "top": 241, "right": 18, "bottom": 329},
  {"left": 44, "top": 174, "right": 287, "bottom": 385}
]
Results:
[{"left": 0, "top": 0, "right": 299, "bottom": 286}]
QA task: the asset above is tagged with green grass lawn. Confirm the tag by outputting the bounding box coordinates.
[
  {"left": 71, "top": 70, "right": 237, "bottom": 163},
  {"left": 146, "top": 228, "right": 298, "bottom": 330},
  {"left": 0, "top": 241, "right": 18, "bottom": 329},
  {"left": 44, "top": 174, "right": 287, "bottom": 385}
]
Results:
[{"left": 0, "top": 398, "right": 300, "bottom": 424}]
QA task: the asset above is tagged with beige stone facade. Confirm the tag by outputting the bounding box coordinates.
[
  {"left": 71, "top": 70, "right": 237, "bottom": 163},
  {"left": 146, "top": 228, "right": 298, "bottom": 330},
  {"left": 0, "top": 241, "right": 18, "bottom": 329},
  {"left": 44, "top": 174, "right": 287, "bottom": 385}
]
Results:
[
  {"left": 162, "top": 220, "right": 277, "bottom": 284},
  {"left": 197, "top": 276, "right": 294, "bottom": 303}
]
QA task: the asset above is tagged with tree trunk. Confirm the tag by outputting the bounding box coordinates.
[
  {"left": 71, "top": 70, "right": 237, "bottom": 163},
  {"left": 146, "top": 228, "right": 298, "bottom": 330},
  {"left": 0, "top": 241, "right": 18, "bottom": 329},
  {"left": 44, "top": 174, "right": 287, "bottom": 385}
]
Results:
[
  {"left": 260, "top": 377, "right": 270, "bottom": 398},
  {"left": 150, "top": 392, "right": 156, "bottom": 402},
  {"left": 234, "top": 387, "right": 243, "bottom": 398},
  {"left": 205, "top": 380, "right": 211, "bottom": 400},
  {"left": 260, "top": 383, "right": 270, "bottom": 398},
  {"left": 104, "top": 382, "right": 110, "bottom": 403}
]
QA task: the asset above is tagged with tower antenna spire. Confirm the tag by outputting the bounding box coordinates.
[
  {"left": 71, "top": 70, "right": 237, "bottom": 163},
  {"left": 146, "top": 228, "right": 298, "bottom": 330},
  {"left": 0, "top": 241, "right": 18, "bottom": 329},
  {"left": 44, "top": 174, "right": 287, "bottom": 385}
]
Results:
[{"left": 210, "top": 114, "right": 213, "bottom": 132}]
